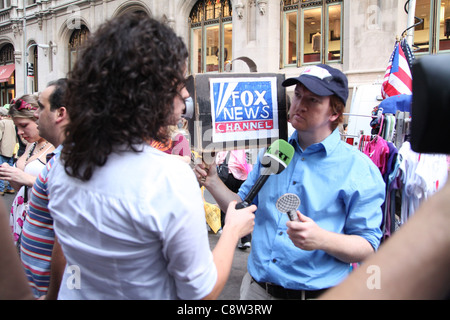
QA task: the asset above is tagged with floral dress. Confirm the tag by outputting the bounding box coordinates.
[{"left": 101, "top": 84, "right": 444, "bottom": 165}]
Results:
[{"left": 10, "top": 151, "right": 51, "bottom": 246}]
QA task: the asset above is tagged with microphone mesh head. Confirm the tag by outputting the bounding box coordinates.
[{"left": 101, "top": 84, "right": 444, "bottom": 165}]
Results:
[{"left": 276, "top": 193, "right": 300, "bottom": 213}]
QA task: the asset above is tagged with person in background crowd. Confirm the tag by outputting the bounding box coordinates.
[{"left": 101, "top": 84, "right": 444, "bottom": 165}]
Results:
[
  {"left": 0, "top": 95, "right": 55, "bottom": 248},
  {"left": 19, "top": 79, "right": 69, "bottom": 299},
  {"left": 195, "top": 64, "right": 385, "bottom": 300},
  {"left": 216, "top": 149, "right": 253, "bottom": 249},
  {"left": 170, "top": 119, "right": 192, "bottom": 164},
  {"left": 150, "top": 122, "right": 191, "bottom": 164},
  {"left": 46, "top": 12, "right": 255, "bottom": 300},
  {"left": 0, "top": 107, "right": 17, "bottom": 195}
]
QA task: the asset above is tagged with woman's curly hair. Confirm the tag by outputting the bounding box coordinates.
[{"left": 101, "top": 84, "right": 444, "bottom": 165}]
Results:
[{"left": 62, "top": 12, "right": 188, "bottom": 181}]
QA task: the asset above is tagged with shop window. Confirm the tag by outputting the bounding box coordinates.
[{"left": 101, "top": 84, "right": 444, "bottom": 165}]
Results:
[
  {"left": 283, "top": 9, "right": 298, "bottom": 66},
  {"left": 189, "top": 0, "right": 232, "bottom": 74},
  {"left": 0, "top": 43, "right": 14, "bottom": 65},
  {"left": 439, "top": 2, "right": 450, "bottom": 50},
  {"left": 414, "top": 0, "right": 433, "bottom": 52},
  {"left": 414, "top": 0, "right": 450, "bottom": 54},
  {"left": 0, "top": 0, "right": 11, "bottom": 9},
  {"left": 281, "top": 0, "right": 342, "bottom": 68},
  {"left": 32, "top": 46, "right": 38, "bottom": 93},
  {"left": 68, "top": 25, "right": 89, "bottom": 72},
  {"left": 0, "top": 43, "right": 15, "bottom": 105}
]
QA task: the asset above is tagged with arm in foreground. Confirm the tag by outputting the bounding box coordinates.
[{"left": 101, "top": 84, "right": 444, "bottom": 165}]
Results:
[
  {"left": 202, "top": 201, "right": 255, "bottom": 300},
  {"left": 319, "top": 181, "right": 450, "bottom": 300},
  {"left": 0, "top": 198, "right": 34, "bottom": 300},
  {"left": 194, "top": 160, "right": 242, "bottom": 212}
]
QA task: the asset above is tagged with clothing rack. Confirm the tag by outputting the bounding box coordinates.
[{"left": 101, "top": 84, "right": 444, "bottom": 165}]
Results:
[
  {"left": 343, "top": 113, "right": 377, "bottom": 118},
  {"left": 342, "top": 111, "right": 384, "bottom": 148},
  {"left": 393, "top": 111, "right": 411, "bottom": 149},
  {"left": 344, "top": 110, "right": 410, "bottom": 150},
  {"left": 344, "top": 109, "right": 414, "bottom": 241}
]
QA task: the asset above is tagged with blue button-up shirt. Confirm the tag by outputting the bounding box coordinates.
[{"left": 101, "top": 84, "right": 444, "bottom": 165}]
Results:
[{"left": 238, "top": 129, "right": 385, "bottom": 290}]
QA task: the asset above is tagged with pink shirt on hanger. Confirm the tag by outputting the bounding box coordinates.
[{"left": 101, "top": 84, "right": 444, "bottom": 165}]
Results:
[{"left": 363, "top": 136, "right": 390, "bottom": 175}]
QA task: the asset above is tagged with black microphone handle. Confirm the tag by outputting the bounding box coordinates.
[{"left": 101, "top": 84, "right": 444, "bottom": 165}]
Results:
[
  {"left": 235, "top": 201, "right": 251, "bottom": 209},
  {"left": 235, "top": 167, "right": 271, "bottom": 209}
]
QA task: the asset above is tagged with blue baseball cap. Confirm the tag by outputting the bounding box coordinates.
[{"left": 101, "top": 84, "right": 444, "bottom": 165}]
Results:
[{"left": 282, "top": 64, "right": 349, "bottom": 105}]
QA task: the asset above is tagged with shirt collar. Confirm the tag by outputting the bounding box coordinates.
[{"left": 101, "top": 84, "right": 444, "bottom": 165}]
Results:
[
  {"left": 288, "top": 128, "right": 340, "bottom": 156},
  {"left": 46, "top": 144, "right": 63, "bottom": 163}
]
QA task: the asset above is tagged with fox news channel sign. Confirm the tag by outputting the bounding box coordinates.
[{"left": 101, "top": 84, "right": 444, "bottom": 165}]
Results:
[
  {"left": 187, "top": 73, "right": 287, "bottom": 153},
  {"left": 211, "top": 77, "right": 279, "bottom": 142}
]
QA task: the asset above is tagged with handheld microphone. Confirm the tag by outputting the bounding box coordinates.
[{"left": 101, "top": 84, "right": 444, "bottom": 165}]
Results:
[
  {"left": 276, "top": 193, "right": 301, "bottom": 221},
  {"left": 236, "top": 139, "right": 295, "bottom": 209}
]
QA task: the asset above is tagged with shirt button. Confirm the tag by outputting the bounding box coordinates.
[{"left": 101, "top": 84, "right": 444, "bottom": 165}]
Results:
[
  {"left": 279, "top": 231, "right": 283, "bottom": 235},
  {"left": 293, "top": 181, "right": 297, "bottom": 185},
  {"left": 301, "top": 158, "right": 306, "bottom": 161},
  {"left": 272, "top": 259, "right": 277, "bottom": 263}
]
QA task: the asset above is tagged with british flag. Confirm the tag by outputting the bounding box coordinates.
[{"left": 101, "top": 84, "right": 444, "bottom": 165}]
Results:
[{"left": 381, "top": 41, "right": 413, "bottom": 99}]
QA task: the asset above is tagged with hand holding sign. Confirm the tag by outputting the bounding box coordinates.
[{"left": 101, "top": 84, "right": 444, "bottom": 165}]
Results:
[{"left": 194, "top": 157, "right": 216, "bottom": 187}]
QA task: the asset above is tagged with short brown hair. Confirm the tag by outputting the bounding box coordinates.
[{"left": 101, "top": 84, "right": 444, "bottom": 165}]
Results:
[{"left": 330, "top": 95, "right": 345, "bottom": 131}]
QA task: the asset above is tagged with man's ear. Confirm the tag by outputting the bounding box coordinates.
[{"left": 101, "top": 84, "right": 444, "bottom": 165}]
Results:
[
  {"left": 329, "top": 111, "right": 340, "bottom": 122},
  {"left": 55, "top": 106, "right": 67, "bottom": 122}
]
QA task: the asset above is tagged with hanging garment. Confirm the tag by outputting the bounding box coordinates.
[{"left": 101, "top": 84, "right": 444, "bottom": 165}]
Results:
[
  {"left": 363, "top": 135, "right": 390, "bottom": 175},
  {"left": 415, "top": 152, "right": 448, "bottom": 198},
  {"left": 397, "top": 142, "right": 448, "bottom": 223},
  {"left": 383, "top": 153, "right": 402, "bottom": 241},
  {"left": 381, "top": 142, "right": 400, "bottom": 241},
  {"left": 358, "top": 135, "right": 371, "bottom": 152}
]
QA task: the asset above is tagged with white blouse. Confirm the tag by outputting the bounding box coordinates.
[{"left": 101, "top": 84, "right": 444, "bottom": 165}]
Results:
[{"left": 48, "top": 144, "right": 217, "bottom": 300}]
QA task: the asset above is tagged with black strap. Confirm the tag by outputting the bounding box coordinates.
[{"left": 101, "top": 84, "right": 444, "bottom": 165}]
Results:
[{"left": 223, "top": 151, "right": 231, "bottom": 165}]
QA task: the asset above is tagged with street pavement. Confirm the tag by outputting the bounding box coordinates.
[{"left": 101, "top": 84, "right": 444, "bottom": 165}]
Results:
[{"left": 1, "top": 190, "right": 249, "bottom": 300}]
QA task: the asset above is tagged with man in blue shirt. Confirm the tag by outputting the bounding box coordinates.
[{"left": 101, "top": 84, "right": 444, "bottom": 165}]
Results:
[{"left": 195, "top": 64, "right": 385, "bottom": 299}]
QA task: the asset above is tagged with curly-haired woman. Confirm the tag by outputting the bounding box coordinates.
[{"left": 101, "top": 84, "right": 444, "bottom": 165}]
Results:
[{"left": 47, "top": 12, "right": 255, "bottom": 300}]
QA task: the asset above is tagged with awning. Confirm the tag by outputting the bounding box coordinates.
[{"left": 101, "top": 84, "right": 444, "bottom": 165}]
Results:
[{"left": 0, "top": 64, "right": 15, "bottom": 83}]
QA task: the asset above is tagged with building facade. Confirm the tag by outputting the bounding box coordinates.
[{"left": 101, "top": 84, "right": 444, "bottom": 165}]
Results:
[{"left": 0, "top": 0, "right": 448, "bottom": 110}]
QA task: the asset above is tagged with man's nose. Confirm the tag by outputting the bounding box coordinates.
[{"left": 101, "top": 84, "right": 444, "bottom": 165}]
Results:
[{"left": 294, "top": 99, "right": 306, "bottom": 112}]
